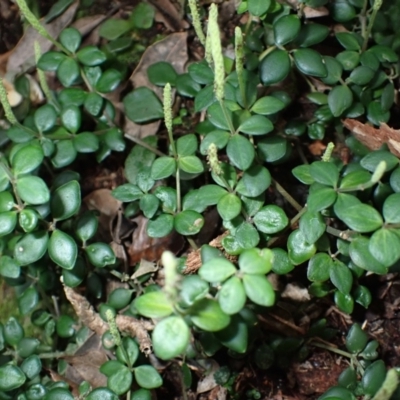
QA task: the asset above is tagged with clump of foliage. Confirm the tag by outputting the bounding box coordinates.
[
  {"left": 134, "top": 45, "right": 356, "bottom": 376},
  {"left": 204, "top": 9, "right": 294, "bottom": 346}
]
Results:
[{"left": 0, "top": 0, "right": 399, "bottom": 398}]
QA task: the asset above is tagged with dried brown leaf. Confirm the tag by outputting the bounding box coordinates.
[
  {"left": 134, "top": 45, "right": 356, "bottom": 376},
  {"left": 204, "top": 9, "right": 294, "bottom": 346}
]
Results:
[
  {"left": 343, "top": 119, "right": 400, "bottom": 157},
  {"left": 64, "top": 334, "right": 108, "bottom": 389},
  {"left": 149, "top": 0, "right": 189, "bottom": 31},
  {"left": 6, "top": 2, "right": 79, "bottom": 77}
]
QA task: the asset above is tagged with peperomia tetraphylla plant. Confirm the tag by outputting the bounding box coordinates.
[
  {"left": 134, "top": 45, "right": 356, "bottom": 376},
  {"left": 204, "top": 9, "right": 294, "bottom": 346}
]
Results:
[{"left": 0, "top": 0, "right": 399, "bottom": 398}]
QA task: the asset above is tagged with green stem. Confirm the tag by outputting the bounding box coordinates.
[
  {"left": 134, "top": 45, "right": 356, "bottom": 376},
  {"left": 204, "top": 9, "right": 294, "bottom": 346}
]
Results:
[
  {"left": 124, "top": 135, "right": 165, "bottom": 157},
  {"left": 325, "top": 226, "right": 356, "bottom": 241},
  {"left": 272, "top": 178, "right": 303, "bottom": 212},
  {"left": 360, "top": 0, "right": 369, "bottom": 41},
  {"left": 259, "top": 45, "right": 277, "bottom": 61},
  {"left": 176, "top": 166, "right": 181, "bottom": 213},
  {"left": 220, "top": 100, "right": 236, "bottom": 136},
  {"left": 362, "top": 0, "right": 383, "bottom": 52}
]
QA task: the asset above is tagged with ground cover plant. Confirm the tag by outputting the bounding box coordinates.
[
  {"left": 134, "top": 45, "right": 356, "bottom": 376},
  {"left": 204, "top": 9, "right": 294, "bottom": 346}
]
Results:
[{"left": 0, "top": 0, "right": 400, "bottom": 398}]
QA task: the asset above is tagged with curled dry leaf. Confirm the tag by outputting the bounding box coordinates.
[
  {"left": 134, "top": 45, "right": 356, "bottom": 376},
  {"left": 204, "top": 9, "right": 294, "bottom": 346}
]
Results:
[
  {"left": 343, "top": 119, "right": 400, "bottom": 158},
  {"left": 149, "top": 0, "right": 189, "bottom": 31},
  {"left": 63, "top": 285, "right": 153, "bottom": 354},
  {"left": 124, "top": 31, "right": 188, "bottom": 140},
  {"left": 64, "top": 333, "right": 108, "bottom": 389}
]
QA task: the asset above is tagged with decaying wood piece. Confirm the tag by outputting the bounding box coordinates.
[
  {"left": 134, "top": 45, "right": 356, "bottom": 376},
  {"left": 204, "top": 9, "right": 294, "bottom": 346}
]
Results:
[
  {"left": 63, "top": 285, "right": 153, "bottom": 354},
  {"left": 343, "top": 119, "right": 400, "bottom": 158}
]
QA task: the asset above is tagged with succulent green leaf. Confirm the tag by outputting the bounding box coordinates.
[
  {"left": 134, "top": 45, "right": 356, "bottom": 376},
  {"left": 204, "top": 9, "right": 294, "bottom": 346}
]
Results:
[
  {"left": 218, "top": 277, "right": 246, "bottom": 315},
  {"left": 274, "top": 14, "right": 301, "bottom": 46},
  {"left": 123, "top": 87, "right": 163, "bottom": 123},
  {"left": 238, "top": 115, "right": 274, "bottom": 135},
  {"left": 18, "top": 287, "right": 39, "bottom": 316},
  {"left": 217, "top": 193, "right": 241, "bottom": 221},
  {"left": 134, "top": 291, "right": 173, "bottom": 318},
  {"left": 226, "top": 134, "right": 255, "bottom": 170},
  {"left": 152, "top": 316, "right": 190, "bottom": 360},
  {"left": 147, "top": 213, "right": 174, "bottom": 238},
  {"left": 59, "top": 27, "right": 81, "bottom": 53},
  {"left": 253, "top": 205, "right": 288, "bottom": 234},
  {"left": 0, "top": 255, "right": 20, "bottom": 278},
  {"left": 293, "top": 48, "right": 327, "bottom": 77},
  {"left": 108, "top": 366, "right": 132, "bottom": 395},
  {"left": 328, "top": 85, "right": 353, "bottom": 117},
  {"left": 76, "top": 46, "right": 107, "bottom": 66},
  {"left": 57, "top": 57, "right": 80, "bottom": 87},
  {"left": 338, "top": 204, "right": 383, "bottom": 233},
  {"left": 12, "top": 144, "right": 44, "bottom": 176},
  {"left": 85, "top": 243, "right": 116, "bottom": 268},
  {"left": 299, "top": 210, "right": 326, "bottom": 244},
  {"left": 238, "top": 248, "right": 273, "bottom": 274},
  {"left": 287, "top": 229, "right": 317, "bottom": 265},
  {"left": 151, "top": 157, "right": 176, "bottom": 180},
  {"left": 14, "top": 230, "right": 48, "bottom": 265},
  {"left": 260, "top": 49, "right": 290, "bottom": 86},
  {"left": 349, "top": 236, "right": 387, "bottom": 274},
  {"left": 0, "top": 211, "right": 17, "bottom": 237},
  {"left": 242, "top": 274, "right": 275, "bottom": 307},
  {"left": 0, "top": 364, "right": 26, "bottom": 391},
  {"left": 329, "top": 260, "right": 353, "bottom": 294},
  {"left": 307, "top": 253, "right": 333, "bottom": 282},
  {"left": 48, "top": 230, "right": 77, "bottom": 270},
  {"left": 51, "top": 180, "right": 81, "bottom": 221},
  {"left": 247, "top": 0, "right": 270, "bottom": 16},
  {"left": 199, "top": 258, "right": 236, "bottom": 283},
  {"left": 369, "top": 228, "right": 400, "bottom": 267},
  {"left": 191, "top": 299, "right": 230, "bottom": 332}
]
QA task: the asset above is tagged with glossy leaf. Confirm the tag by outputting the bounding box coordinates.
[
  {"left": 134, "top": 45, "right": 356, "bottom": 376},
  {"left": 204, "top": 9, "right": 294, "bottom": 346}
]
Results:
[
  {"left": 147, "top": 213, "right": 174, "bottom": 238},
  {"left": 338, "top": 204, "right": 383, "bottom": 233},
  {"left": 349, "top": 236, "right": 387, "bottom": 274},
  {"left": 134, "top": 365, "right": 162, "bottom": 389},
  {"left": 287, "top": 229, "right": 317, "bottom": 265},
  {"left": 330, "top": 260, "right": 352, "bottom": 294},
  {"left": 191, "top": 299, "right": 230, "bottom": 332},
  {"left": 85, "top": 243, "right": 116, "bottom": 268},
  {"left": 0, "top": 364, "right": 26, "bottom": 391},
  {"left": 153, "top": 316, "right": 190, "bottom": 360},
  {"left": 253, "top": 205, "right": 288, "bottom": 234},
  {"left": 218, "top": 276, "right": 246, "bottom": 315},
  {"left": 274, "top": 14, "right": 301, "bottom": 46},
  {"left": 135, "top": 291, "right": 173, "bottom": 318},
  {"left": 293, "top": 49, "right": 327, "bottom": 77},
  {"left": 299, "top": 210, "right": 325, "bottom": 244},
  {"left": 328, "top": 85, "right": 353, "bottom": 117},
  {"left": 242, "top": 274, "right": 275, "bottom": 307},
  {"left": 174, "top": 210, "right": 204, "bottom": 235},
  {"left": 369, "top": 228, "right": 400, "bottom": 267},
  {"left": 57, "top": 57, "right": 80, "bottom": 87},
  {"left": 307, "top": 253, "right": 333, "bottom": 282},
  {"left": 51, "top": 180, "right": 81, "bottom": 221},
  {"left": 12, "top": 144, "right": 44, "bottom": 176},
  {"left": 48, "top": 230, "right": 77, "bottom": 270},
  {"left": 383, "top": 193, "right": 400, "bottom": 223},
  {"left": 18, "top": 287, "right": 39, "bottom": 315},
  {"left": 199, "top": 258, "right": 236, "bottom": 283},
  {"left": 151, "top": 157, "right": 176, "bottom": 180},
  {"left": 238, "top": 248, "right": 273, "bottom": 275},
  {"left": 236, "top": 165, "right": 271, "bottom": 197},
  {"left": 226, "top": 134, "right": 255, "bottom": 170},
  {"left": 108, "top": 366, "right": 132, "bottom": 395},
  {"left": 217, "top": 193, "right": 242, "bottom": 220},
  {"left": 124, "top": 87, "right": 163, "bottom": 123},
  {"left": 260, "top": 49, "right": 290, "bottom": 86},
  {"left": 14, "top": 230, "right": 48, "bottom": 265}
]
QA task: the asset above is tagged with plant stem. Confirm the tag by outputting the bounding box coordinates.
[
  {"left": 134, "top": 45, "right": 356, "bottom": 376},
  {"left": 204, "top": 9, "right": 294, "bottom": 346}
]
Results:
[
  {"left": 362, "top": 0, "right": 383, "bottom": 52},
  {"left": 220, "top": 100, "right": 236, "bottom": 136},
  {"left": 259, "top": 45, "right": 277, "bottom": 61},
  {"left": 272, "top": 178, "right": 303, "bottom": 212}
]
